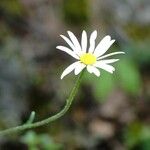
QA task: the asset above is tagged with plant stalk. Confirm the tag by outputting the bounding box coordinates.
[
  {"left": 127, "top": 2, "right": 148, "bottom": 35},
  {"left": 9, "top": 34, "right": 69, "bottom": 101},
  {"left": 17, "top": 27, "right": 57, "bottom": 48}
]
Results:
[{"left": 0, "top": 71, "right": 84, "bottom": 136}]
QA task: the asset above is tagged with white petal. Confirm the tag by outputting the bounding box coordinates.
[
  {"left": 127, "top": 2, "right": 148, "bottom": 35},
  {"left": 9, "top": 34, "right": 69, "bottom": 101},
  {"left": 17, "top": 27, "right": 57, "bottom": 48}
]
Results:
[
  {"left": 67, "top": 31, "right": 82, "bottom": 55},
  {"left": 60, "top": 35, "right": 76, "bottom": 52},
  {"left": 81, "top": 30, "right": 87, "bottom": 53},
  {"left": 87, "top": 65, "right": 100, "bottom": 76},
  {"left": 56, "top": 46, "right": 79, "bottom": 59},
  {"left": 94, "top": 35, "right": 115, "bottom": 57},
  {"left": 94, "top": 62, "right": 115, "bottom": 73},
  {"left": 97, "top": 51, "right": 125, "bottom": 60},
  {"left": 61, "top": 61, "right": 80, "bottom": 79},
  {"left": 74, "top": 63, "right": 86, "bottom": 75},
  {"left": 88, "top": 30, "right": 97, "bottom": 53},
  {"left": 98, "top": 59, "right": 119, "bottom": 64}
]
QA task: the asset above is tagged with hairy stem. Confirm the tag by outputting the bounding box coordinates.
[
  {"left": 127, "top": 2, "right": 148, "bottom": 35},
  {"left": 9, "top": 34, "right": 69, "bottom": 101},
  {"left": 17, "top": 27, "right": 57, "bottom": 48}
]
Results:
[{"left": 0, "top": 71, "right": 84, "bottom": 136}]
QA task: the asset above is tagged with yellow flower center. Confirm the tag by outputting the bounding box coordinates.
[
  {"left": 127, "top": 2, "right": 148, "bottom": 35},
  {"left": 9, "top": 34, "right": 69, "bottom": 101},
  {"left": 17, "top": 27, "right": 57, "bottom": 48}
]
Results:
[{"left": 80, "top": 53, "right": 96, "bottom": 65}]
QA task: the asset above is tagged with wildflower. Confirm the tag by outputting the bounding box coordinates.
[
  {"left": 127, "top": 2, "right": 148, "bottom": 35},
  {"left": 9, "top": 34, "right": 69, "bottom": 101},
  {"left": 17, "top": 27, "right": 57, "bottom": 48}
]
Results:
[{"left": 57, "top": 30, "right": 125, "bottom": 79}]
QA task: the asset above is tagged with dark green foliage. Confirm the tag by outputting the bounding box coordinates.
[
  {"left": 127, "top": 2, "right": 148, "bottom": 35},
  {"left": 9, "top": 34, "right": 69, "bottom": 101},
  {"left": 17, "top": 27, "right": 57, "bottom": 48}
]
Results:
[
  {"left": 124, "top": 122, "right": 150, "bottom": 150},
  {"left": 21, "top": 131, "right": 63, "bottom": 150},
  {"left": 0, "top": 0, "right": 24, "bottom": 16},
  {"left": 62, "top": 0, "right": 89, "bottom": 26}
]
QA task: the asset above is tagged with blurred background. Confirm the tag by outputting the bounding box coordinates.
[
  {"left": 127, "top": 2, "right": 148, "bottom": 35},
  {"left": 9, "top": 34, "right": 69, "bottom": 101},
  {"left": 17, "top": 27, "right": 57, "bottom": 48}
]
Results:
[{"left": 0, "top": 0, "right": 150, "bottom": 149}]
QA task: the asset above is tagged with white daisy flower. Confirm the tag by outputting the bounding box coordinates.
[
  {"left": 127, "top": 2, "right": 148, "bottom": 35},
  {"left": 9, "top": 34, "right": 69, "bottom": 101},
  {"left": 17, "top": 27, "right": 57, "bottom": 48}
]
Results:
[{"left": 57, "top": 30, "right": 125, "bottom": 79}]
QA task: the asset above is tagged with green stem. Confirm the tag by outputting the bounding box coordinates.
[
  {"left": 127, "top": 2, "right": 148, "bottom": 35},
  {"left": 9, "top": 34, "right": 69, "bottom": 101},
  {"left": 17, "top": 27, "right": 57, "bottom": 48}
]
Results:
[{"left": 0, "top": 71, "right": 84, "bottom": 136}]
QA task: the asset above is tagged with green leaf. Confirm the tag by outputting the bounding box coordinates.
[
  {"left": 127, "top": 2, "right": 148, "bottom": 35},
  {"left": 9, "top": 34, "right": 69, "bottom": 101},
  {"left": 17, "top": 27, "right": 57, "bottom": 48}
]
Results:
[
  {"left": 116, "top": 59, "right": 141, "bottom": 95},
  {"left": 94, "top": 71, "right": 115, "bottom": 101},
  {"left": 83, "top": 70, "right": 115, "bottom": 101}
]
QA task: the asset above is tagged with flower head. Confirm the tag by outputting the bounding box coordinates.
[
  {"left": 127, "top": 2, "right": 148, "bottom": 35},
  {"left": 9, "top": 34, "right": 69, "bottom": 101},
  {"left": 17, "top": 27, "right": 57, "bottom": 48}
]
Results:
[{"left": 57, "top": 30, "right": 125, "bottom": 79}]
